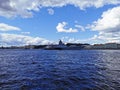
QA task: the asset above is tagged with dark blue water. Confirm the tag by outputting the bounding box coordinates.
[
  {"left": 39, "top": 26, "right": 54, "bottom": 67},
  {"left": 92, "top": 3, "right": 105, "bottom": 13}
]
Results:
[{"left": 0, "top": 50, "right": 120, "bottom": 90}]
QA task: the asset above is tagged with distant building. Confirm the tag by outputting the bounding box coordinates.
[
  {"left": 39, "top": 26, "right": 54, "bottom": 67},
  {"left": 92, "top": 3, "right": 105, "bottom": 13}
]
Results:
[
  {"left": 59, "top": 40, "right": 64, "bottom": 45},
  {"left": 104, "top": 43, "right": 118, "bottom": 49},
  {"left": 92, "top": 44, "right": 105, "bottom": 49},
  {"left": 44, "top": 40, "right": 67, "bottom": 50},
  {"left": 92, "top": 43, "right": 120, "bottom": 49},
  {"left": 117, "top": 44, "right": 120, "bottom": 49}
]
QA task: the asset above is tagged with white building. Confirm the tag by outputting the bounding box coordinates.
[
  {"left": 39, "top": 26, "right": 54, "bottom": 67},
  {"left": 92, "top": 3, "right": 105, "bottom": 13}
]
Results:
[{"left": 105, "top": 43, "right": 118, "bottom": 49}]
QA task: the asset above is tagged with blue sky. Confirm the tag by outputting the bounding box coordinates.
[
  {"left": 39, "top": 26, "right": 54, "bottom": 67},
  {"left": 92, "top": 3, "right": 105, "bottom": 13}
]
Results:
[{"left": 0, "top": 0, "right": 120, "bottom": 46}]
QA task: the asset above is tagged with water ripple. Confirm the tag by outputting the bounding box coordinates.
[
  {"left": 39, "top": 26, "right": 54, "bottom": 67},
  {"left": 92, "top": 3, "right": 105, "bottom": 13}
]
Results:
[{"left": 0, "top": 50, "right": 120, "bottom": 90}]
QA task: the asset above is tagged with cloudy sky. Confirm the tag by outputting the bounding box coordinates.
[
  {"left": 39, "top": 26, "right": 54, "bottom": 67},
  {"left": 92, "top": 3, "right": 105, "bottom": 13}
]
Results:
[{"left": 0, "top": 0, "right": 120, "bottom": 46}]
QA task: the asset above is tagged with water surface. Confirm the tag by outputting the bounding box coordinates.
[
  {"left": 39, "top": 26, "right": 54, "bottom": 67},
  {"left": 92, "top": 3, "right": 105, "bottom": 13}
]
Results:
[{"left": 0, "top": 50, "right": 120, "bottom": 90}]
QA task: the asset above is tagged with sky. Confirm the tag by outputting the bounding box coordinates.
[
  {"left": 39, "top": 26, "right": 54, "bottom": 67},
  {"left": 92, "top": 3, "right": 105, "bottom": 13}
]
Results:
[{"left": 0, "top": 0, "right": 120, "bottom": 46}]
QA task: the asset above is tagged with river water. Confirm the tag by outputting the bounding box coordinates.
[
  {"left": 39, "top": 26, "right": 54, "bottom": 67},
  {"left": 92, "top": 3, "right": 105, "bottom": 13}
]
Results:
[{"left": 0, "top": 49, "right": 120, "bottom": 90}]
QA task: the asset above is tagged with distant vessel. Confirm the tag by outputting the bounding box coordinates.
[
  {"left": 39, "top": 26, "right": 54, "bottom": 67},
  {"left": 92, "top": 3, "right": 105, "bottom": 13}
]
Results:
[
  {"left": 44, "top": 40, "right": 67, "bottom": 50},
  {"left": 44, "top": 40, "right": 84, "bottom": 50}
]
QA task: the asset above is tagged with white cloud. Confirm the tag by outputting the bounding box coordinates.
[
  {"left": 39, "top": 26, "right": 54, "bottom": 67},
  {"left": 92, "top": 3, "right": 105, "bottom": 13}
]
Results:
[
  {"left": 90, "top": 6, "right": 120, "bottom": 32},
  {"left": 0, "top": 0, "right": 120, "bottom": 18},
  {"left": 47, "top": 8, "right": 54, "bottom": 15},
  {"left": 0, "top": 33, "right": 52, "bottom": 46},
  {"left": 21, "top": 32, "right": 30, "bottom": 35},
  {"left": 61, "top": 36, "right": 106, "bottom": 44},
  {"left": 56, "top": 22, "right": 78, "bottom": 33},
  {"left": 61, "top": 36, "right": 88, "bottom": 44},
  {"left": 0, "top": 0, "right": 40, "bottom": 18},
  {"left": 88, "top": 6, "right": 120, "bottom": 43},
  {"left": 0, "top": 23, "right": 20, "bottom": 31},
  {"left": 75, "top": 25, "right": 85, "bottom": 31}
]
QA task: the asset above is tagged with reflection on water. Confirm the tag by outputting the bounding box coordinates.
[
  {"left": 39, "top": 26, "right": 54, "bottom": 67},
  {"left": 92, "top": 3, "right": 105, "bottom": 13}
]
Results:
[{"left": 0, "top": 49, "right": 120, "bottom": 90}]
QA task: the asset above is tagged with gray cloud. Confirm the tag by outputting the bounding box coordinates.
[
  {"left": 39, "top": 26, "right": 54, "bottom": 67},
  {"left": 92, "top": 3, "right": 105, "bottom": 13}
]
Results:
[
  {"left": 0, "top": 0, "right": 120, "bottom": 18},
  {"left": 0, "top": 0, "right": 14, "bottom": 11}
]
